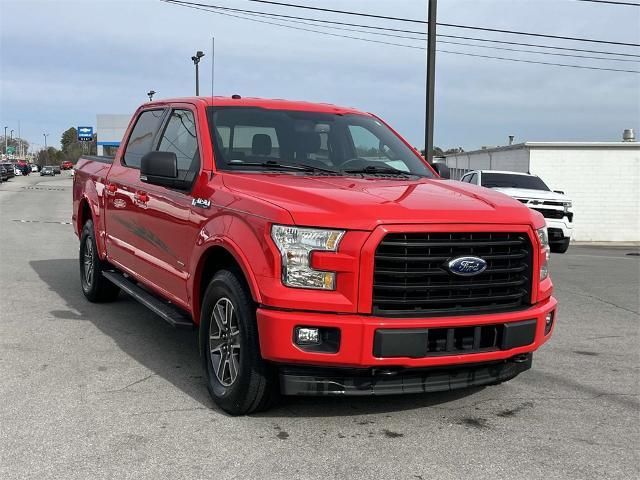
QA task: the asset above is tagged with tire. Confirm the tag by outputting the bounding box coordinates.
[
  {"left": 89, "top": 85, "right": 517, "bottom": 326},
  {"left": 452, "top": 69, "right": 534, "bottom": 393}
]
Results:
[
  {"left": 199, "top": 270, "right": 276, "bottom": 415},
  {"left": 550, "top": 238, "right": 570, "bottom": 254},
  {"left": 79, "top": 219, "right": 120, "bottom": 302}
]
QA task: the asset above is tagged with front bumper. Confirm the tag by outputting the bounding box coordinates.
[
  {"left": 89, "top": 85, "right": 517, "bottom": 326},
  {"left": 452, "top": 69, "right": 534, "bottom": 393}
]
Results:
[
  {"left": 546, "top": 218, "right": 573, "bottom": 240},
  {"left": 279, "top": 354, "right": 532, "bottom": 396},
  {"left": 257, "top": 296, "right": 557, "bottom": 369}
]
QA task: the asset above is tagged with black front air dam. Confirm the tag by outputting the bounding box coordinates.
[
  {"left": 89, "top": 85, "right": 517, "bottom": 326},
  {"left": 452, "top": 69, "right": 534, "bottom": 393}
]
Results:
[{"left": 279, "top": 354, "right": 532, "bottom": 396}]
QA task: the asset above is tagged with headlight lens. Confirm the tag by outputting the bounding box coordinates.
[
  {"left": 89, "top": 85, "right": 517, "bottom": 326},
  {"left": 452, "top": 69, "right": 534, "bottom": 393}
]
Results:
[
  {"left": 271, "top": 225, "right": 345, "bottom": 290},
  {"left": 563, "top": 201, "right": 572, "bottom": 212},
  {"left": 537, "top": 227, "right": 550, "bottom": 280}
]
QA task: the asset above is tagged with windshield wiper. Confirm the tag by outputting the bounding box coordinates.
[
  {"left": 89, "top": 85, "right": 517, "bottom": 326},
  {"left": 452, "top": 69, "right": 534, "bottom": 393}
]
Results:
[
  {"left": 342, "top": 165, "right": 421, "bottom": 176},
  {"left": 229, "top": 160, "right": 339, "bottom": 174}
]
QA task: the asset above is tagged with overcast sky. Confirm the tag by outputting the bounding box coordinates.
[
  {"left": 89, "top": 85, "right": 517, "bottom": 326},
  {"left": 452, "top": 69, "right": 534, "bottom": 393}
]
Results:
[{"left": 1, "top": 0, "right": 639, "bottom": 152}]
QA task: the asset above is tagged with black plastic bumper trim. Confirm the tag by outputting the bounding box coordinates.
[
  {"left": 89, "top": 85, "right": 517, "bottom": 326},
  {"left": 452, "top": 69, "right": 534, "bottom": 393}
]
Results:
[{"left": 279, "top": 354, "right": 532, "bottom": 396}]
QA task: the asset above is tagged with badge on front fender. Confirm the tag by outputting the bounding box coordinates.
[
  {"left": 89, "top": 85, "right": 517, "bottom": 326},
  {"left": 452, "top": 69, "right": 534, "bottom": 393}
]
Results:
[{"left": 192, "top": 198, "right": 211, "bottom": 209}]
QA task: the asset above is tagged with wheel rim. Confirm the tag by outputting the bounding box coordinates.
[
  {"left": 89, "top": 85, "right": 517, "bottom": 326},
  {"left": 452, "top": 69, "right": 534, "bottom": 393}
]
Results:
[
  {"left": 83, "top": 237, "right": 94, "bottom": 288},
  {"left": 209, "top": 297, "right": 241, "bottom": 387}
]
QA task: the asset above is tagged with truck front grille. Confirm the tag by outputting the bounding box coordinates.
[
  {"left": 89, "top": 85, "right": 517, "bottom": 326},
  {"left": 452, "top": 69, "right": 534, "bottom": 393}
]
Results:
[
  {"left": 372, "top": 232, "right": 534, "bottom": 317},
  {"left": 531, "top": 207, "right": 572, "bottom": 221}
]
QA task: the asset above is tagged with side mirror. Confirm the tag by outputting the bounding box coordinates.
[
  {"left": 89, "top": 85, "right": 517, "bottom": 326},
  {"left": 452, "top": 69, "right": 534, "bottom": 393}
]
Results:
[
  {"left": 431, "top": 162, "right": 450, "bottom": 179},
  {"left": 140, "top": 151, "right": 180, "bottom": 188},
  {"left": 553, "top": 190, "right": 565, "bottom": 195}
]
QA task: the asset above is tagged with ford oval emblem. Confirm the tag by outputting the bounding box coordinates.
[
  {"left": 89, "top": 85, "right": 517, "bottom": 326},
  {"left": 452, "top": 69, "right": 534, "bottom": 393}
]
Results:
[{"left": 447, "top": 256, "right": 487, "bottom": 276}]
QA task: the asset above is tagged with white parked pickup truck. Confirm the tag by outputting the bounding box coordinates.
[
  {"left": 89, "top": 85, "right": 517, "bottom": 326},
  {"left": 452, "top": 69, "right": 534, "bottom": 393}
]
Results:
[{"left": 460, "top": 170, "right": 573, "bottom": 253}]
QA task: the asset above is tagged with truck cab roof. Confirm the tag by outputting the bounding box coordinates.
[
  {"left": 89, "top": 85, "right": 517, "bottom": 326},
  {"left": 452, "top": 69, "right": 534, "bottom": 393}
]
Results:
[{"left": 141, "top": 96, "right": 369, "bottom": 116}]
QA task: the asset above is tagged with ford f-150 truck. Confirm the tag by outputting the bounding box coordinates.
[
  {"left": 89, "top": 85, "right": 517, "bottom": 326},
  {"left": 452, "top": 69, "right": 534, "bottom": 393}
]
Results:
[{"left": 73, "top": 96, "right": 556, "bottom": 414}]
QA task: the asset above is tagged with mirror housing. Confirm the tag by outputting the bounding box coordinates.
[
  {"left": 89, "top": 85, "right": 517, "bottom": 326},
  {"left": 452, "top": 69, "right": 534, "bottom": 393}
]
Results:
[
  {"left": 553, "top": 190, "right": 565, "bottom": 195},
  {"left": 140, "top": 151, "right": 190, "bottom": 189},
  {"left": 431, "top": 162, "right": 450, "bottom": 179}
]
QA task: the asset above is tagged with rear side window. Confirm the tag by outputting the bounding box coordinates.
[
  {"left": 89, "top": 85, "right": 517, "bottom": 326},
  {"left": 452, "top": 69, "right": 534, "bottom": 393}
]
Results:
[
  {"left": 123, "top": 109, "right": 165, "bottom": 168},
  {"left": 157, "top": 109, "right": 200, "bottom": 171},
  {"left": 469, "top": 173, "right": 478, "bottom": 184}
]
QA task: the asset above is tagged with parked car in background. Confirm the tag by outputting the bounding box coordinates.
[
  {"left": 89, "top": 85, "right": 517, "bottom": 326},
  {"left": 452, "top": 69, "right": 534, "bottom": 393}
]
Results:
[
  {"left": 61, "top": 161, "right": 74, "bottom": 170},
  {"left": 460, "top": 170, "right": 573, "bottom": 253},
  {"left": 52, "top": 165, "right": 61, "bottom": 175},
  {"left": 40, "top": 166, "right": 55, "bottom": 176},
  {"left": 1, "top": 163, "right": 15, "bottom": 180},
  {"left": 0, "top": 165, "right": 6, "bottom": 182},
  {"left": 14, "top": 166, "right": 22, "bottom": 176},
  {"left": 31, "top": 164, "right": 39, "bottom": 173}
]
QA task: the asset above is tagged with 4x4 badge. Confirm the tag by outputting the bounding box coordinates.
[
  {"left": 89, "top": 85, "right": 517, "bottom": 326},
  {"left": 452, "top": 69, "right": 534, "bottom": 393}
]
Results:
[{"left": 192, "top": 198, "right": 211, "bottom": 209}]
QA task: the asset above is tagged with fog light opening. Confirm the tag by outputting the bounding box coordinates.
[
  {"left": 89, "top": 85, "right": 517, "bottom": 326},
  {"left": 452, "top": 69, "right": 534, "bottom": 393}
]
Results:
[
  {"left": 545, "top": 311, "right": 555, "bottom": 335},
  {"left": 293, "top": 326, "right": 341, "bottom": 353},
  {"left": 295, "top": 327, "right": 320, "bottom": 345}
]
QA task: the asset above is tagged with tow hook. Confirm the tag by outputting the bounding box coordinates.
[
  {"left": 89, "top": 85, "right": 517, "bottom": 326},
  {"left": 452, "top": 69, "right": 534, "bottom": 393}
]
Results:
[{"left": 513, "top": 353, "right": 531, "bottom": 363}]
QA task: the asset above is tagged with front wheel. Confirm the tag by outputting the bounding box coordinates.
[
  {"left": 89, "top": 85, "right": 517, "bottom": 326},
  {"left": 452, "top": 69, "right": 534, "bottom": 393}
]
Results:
[
  {"left": 550, "top": 238, "right": 570, "bottom": 254},
  {"left": 200, "top": 270, "right": 276, "bottom": 415}
]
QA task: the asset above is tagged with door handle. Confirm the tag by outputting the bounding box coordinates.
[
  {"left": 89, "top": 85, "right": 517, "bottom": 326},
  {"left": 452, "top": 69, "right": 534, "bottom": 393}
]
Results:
[
  {"left": 105, "top": 183, "right": 117, "bottom": 195},
  {"left": 134, "top": 192, "right": 149, "bottom": 203}
]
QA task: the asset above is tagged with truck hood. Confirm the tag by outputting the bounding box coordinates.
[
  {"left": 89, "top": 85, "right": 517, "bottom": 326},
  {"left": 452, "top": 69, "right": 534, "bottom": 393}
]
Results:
[
  {"left": 492, "top": 187, "right": 570, "bottom": 202},
  {"left": 222, "top": 173, "right": 539, "bottom": 230}
]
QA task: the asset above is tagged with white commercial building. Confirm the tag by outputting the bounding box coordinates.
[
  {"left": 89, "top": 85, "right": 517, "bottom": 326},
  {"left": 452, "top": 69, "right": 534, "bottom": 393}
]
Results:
[
  {"left": 444, "top": 141, "right": 640, "bottom": 242},
  {"left": 96, "top": 114, "right": 130, "bottom": 156}
]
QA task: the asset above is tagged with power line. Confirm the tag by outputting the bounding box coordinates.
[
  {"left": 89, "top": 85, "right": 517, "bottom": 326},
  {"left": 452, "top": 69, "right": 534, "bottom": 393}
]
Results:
[
  {"left": 574, "top": 0, "right": 640, "bottom": 6},
  {"left": 165, "top": 0, "right": 640, "bottom": 58},
  {"left": 163, "top": 1, "right": 640, "bottom": 74},
  {"left": 236, "top": 0, "right": 640, "bottom": 46},
  {"left": 200, "top": 2, "right": 640, "bottom": 63}
]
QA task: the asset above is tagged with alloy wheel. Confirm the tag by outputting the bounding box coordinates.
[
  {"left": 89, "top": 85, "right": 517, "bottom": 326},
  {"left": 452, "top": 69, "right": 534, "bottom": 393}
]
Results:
[{"left": 209, "top": 297, "right": 241, "bottom": 387}]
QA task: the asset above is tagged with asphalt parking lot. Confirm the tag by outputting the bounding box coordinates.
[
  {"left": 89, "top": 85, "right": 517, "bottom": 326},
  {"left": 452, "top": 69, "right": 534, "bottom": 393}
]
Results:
[{"left": 1, "top": 173, "right": 638, "bottom": 480}]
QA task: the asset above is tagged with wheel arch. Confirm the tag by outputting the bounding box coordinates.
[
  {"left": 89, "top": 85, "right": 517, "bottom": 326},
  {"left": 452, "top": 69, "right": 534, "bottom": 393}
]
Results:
[{"left": 192, "top": 241, "right": 262, "bottom": 325}]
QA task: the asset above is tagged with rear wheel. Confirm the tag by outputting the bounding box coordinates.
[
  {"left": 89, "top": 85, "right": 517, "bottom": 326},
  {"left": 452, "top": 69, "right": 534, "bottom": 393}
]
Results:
[
  {"left": 550, "top": 238, "right": 570, "bottom": 254},
  {"left": 79, "top": 220, "right": 120, "bottom": 302},
  {"left": 200, "top": 270, "right": 276, "bottom": 415}
]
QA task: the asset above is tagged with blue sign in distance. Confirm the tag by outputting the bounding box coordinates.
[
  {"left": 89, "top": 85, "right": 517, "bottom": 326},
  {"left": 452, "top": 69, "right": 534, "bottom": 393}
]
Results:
[{"left": 77, "top": 126, "right": 93, "bottom": 141}]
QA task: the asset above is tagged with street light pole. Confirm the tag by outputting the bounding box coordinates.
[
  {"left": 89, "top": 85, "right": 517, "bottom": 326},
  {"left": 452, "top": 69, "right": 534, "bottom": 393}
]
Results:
[
  {"left": 147, "top": 90, "right": 156, "bottom": 101},
  {"left": 191, "top": 50, "right": 205, "bottom": 96},
  {"left": 425, "top": 0, "right": 437, "bottom": 164},
  {"left": 3, "top": 126, "right": 7, "bottom": 154},
  {"left": 43, "top": 133, "right": 49, "bottom": 149}
]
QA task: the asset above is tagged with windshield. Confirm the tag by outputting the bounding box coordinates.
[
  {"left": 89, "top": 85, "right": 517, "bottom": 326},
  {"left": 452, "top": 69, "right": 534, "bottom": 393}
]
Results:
[
  {"left": 207, "top": 107, "right": 433, "bottom": 177},
  {"left": 481, "top": 172, "right": 550, "bottom": 191}
]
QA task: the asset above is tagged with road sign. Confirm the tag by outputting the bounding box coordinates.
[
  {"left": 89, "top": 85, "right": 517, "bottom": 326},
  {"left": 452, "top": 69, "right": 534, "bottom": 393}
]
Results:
[
  {"left": 6, "top": 146, "right": 15, "bottom": 155},
  {"left": 78, "top": 126, "right": 93, "bottom": 142}
]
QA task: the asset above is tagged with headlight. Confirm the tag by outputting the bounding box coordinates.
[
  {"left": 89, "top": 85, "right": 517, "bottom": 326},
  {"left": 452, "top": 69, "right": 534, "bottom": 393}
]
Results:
[
  {"left": 271, "top": 225, "right": 345, "bottom": 290},
  {"left": 537, "top": 227, "right": 550, "bottom": 280},
  {"left": 563, "top": 201, "right": 572, "bottom": 212}
]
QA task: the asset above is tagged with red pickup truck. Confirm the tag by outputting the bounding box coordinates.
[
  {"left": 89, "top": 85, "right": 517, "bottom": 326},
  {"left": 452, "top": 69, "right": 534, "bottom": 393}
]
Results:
[{"left": 73, "top": 96, "right": 556, "bottom": 414}]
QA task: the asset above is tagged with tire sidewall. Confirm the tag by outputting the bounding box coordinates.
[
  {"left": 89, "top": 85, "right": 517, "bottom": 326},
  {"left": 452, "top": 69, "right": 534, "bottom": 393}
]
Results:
[
  {"left": 200, "top": 271, "right": 260, "bottom": 410},
  {"left": 79, "top": 221, "right": 98, "bottom": 297}
]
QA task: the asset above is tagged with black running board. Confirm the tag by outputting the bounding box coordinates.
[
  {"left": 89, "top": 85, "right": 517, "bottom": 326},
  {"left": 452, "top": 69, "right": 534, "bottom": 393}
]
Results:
[{"left": 102, "top": 271, "right": 194, "bottom": 329}]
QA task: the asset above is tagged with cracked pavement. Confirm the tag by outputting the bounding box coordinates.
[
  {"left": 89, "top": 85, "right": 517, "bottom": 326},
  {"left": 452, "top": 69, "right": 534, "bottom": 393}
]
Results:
[{"left": 1, "top": 174, "right": 638, "bottom": 479}]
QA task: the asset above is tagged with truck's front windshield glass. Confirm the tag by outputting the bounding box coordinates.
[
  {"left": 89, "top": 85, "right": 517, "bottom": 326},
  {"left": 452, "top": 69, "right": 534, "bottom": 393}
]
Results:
[
  {"left": 207, "top": 107, "right": 433, "bottom": 177},
  {"left": 482, "top": 172, "right": 550, "bottom": 191}
]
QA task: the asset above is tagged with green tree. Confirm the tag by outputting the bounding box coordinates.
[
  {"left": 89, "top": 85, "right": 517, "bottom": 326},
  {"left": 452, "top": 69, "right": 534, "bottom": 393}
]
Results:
[{"left": 61, "top": 127, "right": 78, "bottom": 152}]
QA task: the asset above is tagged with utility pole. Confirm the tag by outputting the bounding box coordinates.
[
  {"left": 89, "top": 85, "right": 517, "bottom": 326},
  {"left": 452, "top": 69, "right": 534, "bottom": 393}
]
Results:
[
  {"left": 43, "top": 133, "right": 49, "bottom": 149},
  {"left": 3, "top": 126, "right": 7, "bottom": 154},
  {"left": 191, "top": 50, "right": 205, "bottom": 96},
  {"left": 425, "top": 0, "right": 437, "bottom": 164}
]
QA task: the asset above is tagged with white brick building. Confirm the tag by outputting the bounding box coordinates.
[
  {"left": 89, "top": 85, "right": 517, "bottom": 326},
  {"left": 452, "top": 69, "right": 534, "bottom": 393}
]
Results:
[{"left": 443, "top": 142, "right": 640, "bottom": 242}]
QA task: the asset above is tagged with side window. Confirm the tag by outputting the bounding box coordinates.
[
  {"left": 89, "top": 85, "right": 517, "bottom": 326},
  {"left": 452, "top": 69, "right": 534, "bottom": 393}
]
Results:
[
  {"left": 157, "top": 109, "right": 200, "bottom": 171},
  {"left": 348, "top": 125, "right": 409, "bottom": 172},
  {"left": 461, "top": 174, "right": 470, "bottom": 183},
  {"left": 123, "top": 109, "right": 165, "bottom": 168},
  {"left": 349, "top": 125, "right": 382, "bottom": 158},
  {"left": 469, "top": 173, "right": 478, "bottom": 185}
]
